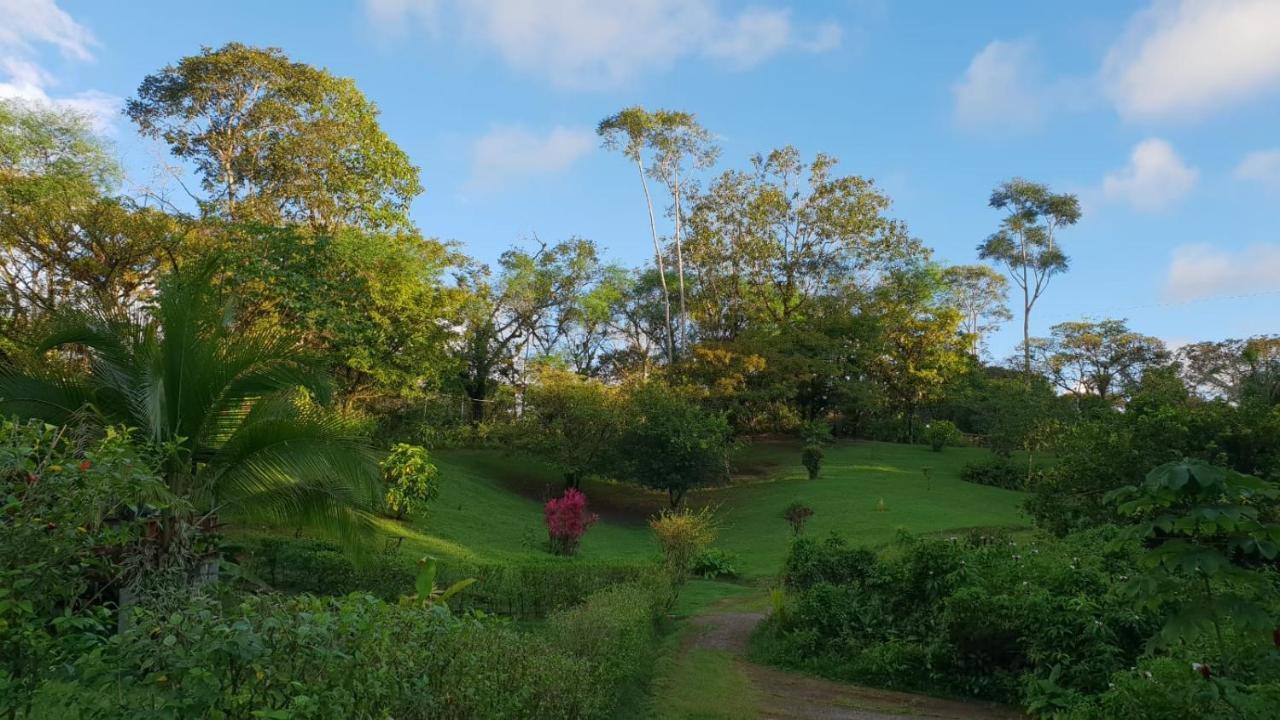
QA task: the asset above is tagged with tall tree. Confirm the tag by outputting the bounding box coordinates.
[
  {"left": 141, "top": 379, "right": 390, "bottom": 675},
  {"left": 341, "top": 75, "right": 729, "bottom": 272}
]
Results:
[
  {"left": 1177, "top": 335, "right": 1280, "bottom": 405},
  {"left": 0, "top": 101, "right": 181, "bottom": 337},
  {"left": 941, "top": 264, "right": 1011, "bottom": 357},
  {"left": 686, "top": 146, "right": 922, "bottom": 340},
  {"left": 598, "top": 107, "right": 718, "bottom": 358},
  {"left": 978, "top": 179, "right": 1080, "bottom": 379},
  {"left": 127, "top": 43, "right": 421, "bottom": 232},
  {"left": 1030, "top": 318, "right": 1169, "bottom": 404}
]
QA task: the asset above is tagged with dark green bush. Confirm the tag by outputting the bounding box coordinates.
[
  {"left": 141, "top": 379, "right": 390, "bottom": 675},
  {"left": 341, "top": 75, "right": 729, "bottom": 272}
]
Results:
[
  {"left": 959, "top": 457, "right": 1029, "bottom": 490},
  {"left": 690, "top": 548, "right": 741, "bottom": 579},
  {"left": 763, "top": 530, "right": 1161, "bottom": 707},
  {"left": 244, "top": 535, "right": 653, "bottom": 618},
  {"left": 34, "top": 591, "right": 612, "bottom": 719},
  {"left": 924, "top": 419, "right": 959, "bottom": 451},
  {"left": 801, "top": 444, "right": 823, "bottom": 479}
]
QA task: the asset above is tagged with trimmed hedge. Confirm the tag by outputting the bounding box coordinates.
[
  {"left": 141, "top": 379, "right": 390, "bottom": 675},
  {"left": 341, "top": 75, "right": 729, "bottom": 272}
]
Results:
[{"left": 244, "top": 535, "right": 653, "bottom": 618}]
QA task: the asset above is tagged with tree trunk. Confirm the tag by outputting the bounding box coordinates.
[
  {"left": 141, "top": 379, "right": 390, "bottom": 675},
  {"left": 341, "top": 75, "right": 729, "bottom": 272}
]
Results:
[{"left": 637, "top": 160, "right": 674, "bottom": 364}]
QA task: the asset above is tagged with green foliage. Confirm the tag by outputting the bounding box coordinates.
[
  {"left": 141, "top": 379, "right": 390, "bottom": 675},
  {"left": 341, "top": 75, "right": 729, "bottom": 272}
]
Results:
[
  {"left": 650, "top": 506, "right": 718, "bottom": 606},
  {"left": 517, "top": 366, "right": 622, "bottom": 487},
  {"left": 690, "top": 548, "right": 741, "bottom": 579},
  {"left": 381, "top": 443, "right": 440, "bottom": 519},
  {"left": 960, "top": 457, "right": 1032, "bottom": 490},
  {"left": 765, "top": 530, "right": 1159, "bottom": 707},
  {"left": 209, "top": 225, "right": 464, "bottom": 404},
  {"left": 0, "top": 420, "right": 167, "bottom": 716},
  {"left": 400, "top": 555, "right": 475, "bottom": 610},
  {"left": 36, "top": 590, "right": 627, "bottom": 719},
  {"left": 924, "top": 419, "right": 960, "bottom": 451},
  {"left": 1108, "top": 460, "right": 1280, "bottom": 663},
  {"left": 622, "top": 382, "right": 732, "bottom": 507},
  {"left": 782, "top": 500, "right": 816, "bottom": 536},
  {"left": 800, "top": 443, "right": 823, "bottom": 479},
  {"left": 127, "top": 42, "right": 420, "bottom": 231}
]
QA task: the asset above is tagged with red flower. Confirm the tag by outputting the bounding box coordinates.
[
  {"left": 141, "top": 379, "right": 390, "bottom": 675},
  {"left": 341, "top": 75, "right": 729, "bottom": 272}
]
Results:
[
  {"left": 79, "top": 460, "right": 92, "bottom": 471},
  {"left": 44, "top": 522, "right": 58, "bottom": 531}
]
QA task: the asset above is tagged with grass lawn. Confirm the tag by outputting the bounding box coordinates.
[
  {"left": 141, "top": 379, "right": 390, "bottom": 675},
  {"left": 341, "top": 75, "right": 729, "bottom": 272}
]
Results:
[{"left": 359, "top": 439, "right": 1029, "bottom": 579}]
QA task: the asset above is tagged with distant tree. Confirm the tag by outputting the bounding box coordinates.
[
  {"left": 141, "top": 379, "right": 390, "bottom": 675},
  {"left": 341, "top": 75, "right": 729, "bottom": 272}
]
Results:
[
  {"left": 454, "top": 238, "right": 600, "bottom": 422},
  {"left": 127, "top": 43, "right": 420, "bottom": 232},
  {"left": 207, "top": 225, "right": 463, "bottom": 406},
  {"left": 598, "top": 107, "right": 718, "bottom": 359},
  {"left": 863, "top": 264, "right": 969, "bottom": 443},
  {"left": 941, "top": 264, "right": 1011, "bottom": 357},
  {"left": 519, "top": 365, "right": 623, "bottom": 489},
  {"left": 381, "top": 443, "right": 440, "bottom": 521},
  {"left": 1177, "top": 336, "right": 1280, "bottom": 405},
  {"left": 687, "top": 146, "right": 922, "bottom": 340},
  {"left": 978, "top": 179, "right": 1080, "bottom": 379},
  {"left": 1031, "top": 319, "right": 1170, "bottom": 405},
  {"left": 0, "top": 101, "right": 181, "bottom": 335},
  {"left": 622, "top": 383, "right": 732, "bottom": 508}
]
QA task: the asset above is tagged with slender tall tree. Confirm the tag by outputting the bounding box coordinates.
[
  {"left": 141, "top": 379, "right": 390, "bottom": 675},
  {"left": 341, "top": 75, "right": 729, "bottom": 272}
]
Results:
[
  {"left": 978, "top": 179, "right": 1080, "bottom": 380},
  {"left": 598, "top": 106, "right": 717, "bottom": 359}
]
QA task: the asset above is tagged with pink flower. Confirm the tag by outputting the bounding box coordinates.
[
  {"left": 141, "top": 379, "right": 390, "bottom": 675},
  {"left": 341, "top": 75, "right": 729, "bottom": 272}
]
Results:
[{"left": 544, "top": 488, "right": 598, "bottom": 555}]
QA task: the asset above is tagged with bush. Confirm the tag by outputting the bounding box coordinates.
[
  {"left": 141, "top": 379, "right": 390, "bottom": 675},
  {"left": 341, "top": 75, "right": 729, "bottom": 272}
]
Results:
[
  {"left": 544, "top": 488, "right": 599, "bottom": 555},
  {"left": 782, "top": 501, "right": 815, "bottom": 536},
  {"left": 763, "top": 530, "right": 1161, "bottom": 708},
  {"left": 924, "top": 419, "right": 959, "bottom": 451},
  {"left": 381, "top": 442, "right": 440, "bottom": 519},
  {"left": 650, "top": 506, "right": 718, "bottom": 607},
  {"left": 37, "top": 590, "right": 617, "bottom": 719},
  {"left": 801, "top": 444, "right": 823, "bottom": 479},
  {"left": 960, "top": 457, "right": 1028, "bottom": 490},
  {"left": 242, "top": 535, "right": 652, "bottom": 618},
  {"left": 690, "top": 548, "right": 741, "bottom": 579}
]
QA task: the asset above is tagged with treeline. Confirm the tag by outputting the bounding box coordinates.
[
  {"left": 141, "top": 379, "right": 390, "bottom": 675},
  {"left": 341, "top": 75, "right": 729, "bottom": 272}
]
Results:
[{"left": 3, "top": 43, "right": 1276, "bottom": 470}]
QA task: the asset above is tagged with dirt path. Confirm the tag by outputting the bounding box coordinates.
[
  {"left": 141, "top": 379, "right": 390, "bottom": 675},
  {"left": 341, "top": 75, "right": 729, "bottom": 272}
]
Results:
[{"left": 683, "top": 611, "right": 1024, "bottom": 720}]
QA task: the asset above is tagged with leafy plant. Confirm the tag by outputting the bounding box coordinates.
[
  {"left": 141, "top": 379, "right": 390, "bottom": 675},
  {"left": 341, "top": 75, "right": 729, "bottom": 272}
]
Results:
[
  {"left": 650, "top": 506, "right": 718, "bottom": 606},
  {"left": 1108, "top": 460, "right": 1280, "bottom": 672},
  {"left": 924, "top": 419, "right": 959, "bottom": 452},
  {"left": 783, "top": 501, "right": 815, "bottom": 536},
  {"left": 544, "top": 488, "right": 599, "bottom": 555},
  {"left": 691, "top": 548, "right": 740, "bottom": 579},
  {"left": 801, "top": 444, "right": 824, "bottom": 479},
  {"left": 380, "top": 443, "right": 440, "bottom": 520},
  {"left": 399, "top": 556, "right": 475, "bottom": 610}
]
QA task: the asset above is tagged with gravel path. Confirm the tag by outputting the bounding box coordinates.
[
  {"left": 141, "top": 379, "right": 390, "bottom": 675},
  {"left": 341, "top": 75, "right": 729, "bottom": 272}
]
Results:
[{"left": 683, "top": 611, "right": 1024, "bottom": 720}]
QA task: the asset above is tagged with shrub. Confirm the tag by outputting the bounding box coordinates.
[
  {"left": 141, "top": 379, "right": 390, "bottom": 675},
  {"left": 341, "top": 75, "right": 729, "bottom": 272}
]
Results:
[
  {"left": 924, "top": 419, "right": 959, "bottom": 451},
  {"left": 544, "top": 488, "right": 599, "bottom": 555},
  {"left": 960, "top": 457, "right": 1027, "bottom": 490},
  {"left": 650, "top": 506, "right": 718, "bottom": 606},
  {"left": 37, "top": 590, "right": 613, "bottom": 719},
  {"left": 621, "top": 383, "right": 733, "bottom": 508},
  {"left": 381, "top": 442, "right": 440, "bottom": 519},
  {"left": 801, "top": 444, "right": 823, "bottom": 479},
  {"left": 545, "top": 580, "right": 666, "bottom": 710},
  {"left": 690, "top": 548, "right": 741, "bottom": 579},
  {"left": 782, "top": 501, "right": 815, "bottom": 536}
]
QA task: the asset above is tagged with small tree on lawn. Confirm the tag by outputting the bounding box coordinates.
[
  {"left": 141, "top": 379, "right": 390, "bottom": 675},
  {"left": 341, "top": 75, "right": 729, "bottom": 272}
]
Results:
[
  {"left": 544, "top": 488, "right": 598, "bottom": 555},
  {"left": 783, "top": 501, "right": 815, "bottom": 535},
  {"left": 622, "top": 383, "right": 732, "bottom": 508},
  {"left": 801, "top": 445, "right": 823, "bottom": 480},
  {"left": 381, "top": 443, "right": 440, "bottom": 520}
]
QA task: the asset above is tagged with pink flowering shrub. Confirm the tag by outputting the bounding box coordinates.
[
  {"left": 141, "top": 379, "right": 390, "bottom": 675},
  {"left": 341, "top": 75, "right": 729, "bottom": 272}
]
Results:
[{"left": 544, "top": 488, "right": 598, "bottom": 555}]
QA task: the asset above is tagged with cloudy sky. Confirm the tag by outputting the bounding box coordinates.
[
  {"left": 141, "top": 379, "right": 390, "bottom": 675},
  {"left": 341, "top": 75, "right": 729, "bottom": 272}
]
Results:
[{"left": 3, "top": 0, "right": 1278, "bottom": 357}]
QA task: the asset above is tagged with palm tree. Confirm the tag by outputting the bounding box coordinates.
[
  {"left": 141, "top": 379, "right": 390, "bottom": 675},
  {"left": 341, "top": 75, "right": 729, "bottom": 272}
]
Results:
[{"left": 0, "top": 265, "right": 381, "bottom": 562}]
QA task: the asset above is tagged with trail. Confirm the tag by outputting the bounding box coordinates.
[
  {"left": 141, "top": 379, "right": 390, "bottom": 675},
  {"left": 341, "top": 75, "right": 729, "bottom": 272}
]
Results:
[{"left": 682, "top": 609, "right": 1024, "bottom": 720}]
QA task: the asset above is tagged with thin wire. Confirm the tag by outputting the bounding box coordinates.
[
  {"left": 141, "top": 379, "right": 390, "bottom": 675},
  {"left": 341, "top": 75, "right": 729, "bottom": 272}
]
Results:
[{"left": 1076, "top": 288, "right": 1280, "bottom": 316}]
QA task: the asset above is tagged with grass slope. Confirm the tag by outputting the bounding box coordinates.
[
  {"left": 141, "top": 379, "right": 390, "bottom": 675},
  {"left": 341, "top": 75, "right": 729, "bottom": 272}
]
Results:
[{"left": 367, "top": 439, "right": 1027, "bottom": 579}]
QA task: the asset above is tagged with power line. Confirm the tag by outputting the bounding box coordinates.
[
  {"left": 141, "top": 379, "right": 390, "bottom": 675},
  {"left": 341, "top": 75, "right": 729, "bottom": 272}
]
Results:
[{"left": 1076, "top": 287, "right": 1280, "bottom": 317}]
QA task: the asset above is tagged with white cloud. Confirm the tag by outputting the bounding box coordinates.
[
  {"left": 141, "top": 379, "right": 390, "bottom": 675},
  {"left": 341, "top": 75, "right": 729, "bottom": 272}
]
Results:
[
  {"left": 0, "top": 0, "right": 118, "bottom": 130},
  {"left": 1100, "top": 138, "right": 1197, "bottom": 212},
  {"left": 952, "top": 40, "right": 1044, "bottom": 132},
  {"left": 1164, "top": 243, "right": 1280, "bottom": 302},
  {"left": 1234, "top": 149, "right": 1280, "bottom": 189},
  {"left": 1103, "top": 0, "right": 1280, "bottom": 121},
  {"left": 467, "top": 125, "right": 595, "bottom": 191},
  {"left": 366, "top": 0, "right": 841, "bottom": 89}
]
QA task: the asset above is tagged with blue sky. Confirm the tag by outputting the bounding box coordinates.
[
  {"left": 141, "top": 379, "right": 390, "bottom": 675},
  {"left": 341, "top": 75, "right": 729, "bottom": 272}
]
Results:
[{"left": 3, "top": 0, "right": 1278, "bottom": 359}]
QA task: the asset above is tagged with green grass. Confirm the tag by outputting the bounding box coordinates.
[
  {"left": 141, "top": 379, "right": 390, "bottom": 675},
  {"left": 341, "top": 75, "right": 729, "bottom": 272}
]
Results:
[{"left": 247, "top": 439, "right": 1028, "bottom": 580}]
